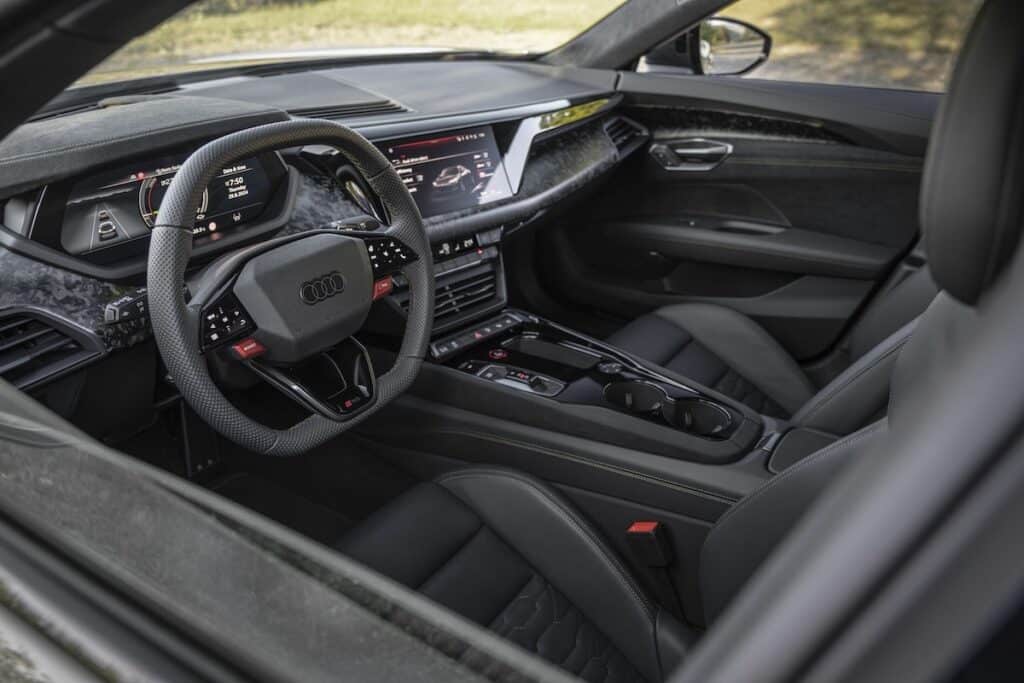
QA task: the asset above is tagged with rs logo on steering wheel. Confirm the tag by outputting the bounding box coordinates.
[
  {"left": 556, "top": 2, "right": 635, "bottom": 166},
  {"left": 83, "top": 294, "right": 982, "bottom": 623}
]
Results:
[{"left": 299, "top": 271, "right": 346, "bottom": 305}]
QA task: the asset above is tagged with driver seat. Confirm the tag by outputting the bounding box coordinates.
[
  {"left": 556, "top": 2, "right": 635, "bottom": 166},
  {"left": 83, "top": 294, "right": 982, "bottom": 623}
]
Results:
[{"left": 338, "top": 1, "right": 1024, "bottom": 680}]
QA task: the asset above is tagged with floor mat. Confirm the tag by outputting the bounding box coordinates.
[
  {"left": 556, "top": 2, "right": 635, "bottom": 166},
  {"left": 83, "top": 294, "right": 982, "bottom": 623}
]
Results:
[{"left": 213, "top": 474, "right": 355, "bottom": 545}]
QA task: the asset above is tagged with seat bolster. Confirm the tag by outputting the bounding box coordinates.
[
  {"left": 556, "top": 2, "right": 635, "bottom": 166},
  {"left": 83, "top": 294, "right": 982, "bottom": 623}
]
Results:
[
  {"left": 437, "top": 468, "right": 683, "bottom": 683},
  {"left": 699, "top": 421, "right": 888, "bottom": 623},
  {"left": 654, "top": 304, "right": 815, "bottom": 414},
  {"left": 792, "top": 319, "right": 917, "bottom": 434},
  {"left": 655, "top": 608, "right": 695, "bottom": 677}
]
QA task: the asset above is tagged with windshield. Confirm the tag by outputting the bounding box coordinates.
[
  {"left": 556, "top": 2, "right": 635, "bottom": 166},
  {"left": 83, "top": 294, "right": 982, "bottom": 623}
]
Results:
[{"left": 77, "top": 0, "right": 625, "bottom": 87}]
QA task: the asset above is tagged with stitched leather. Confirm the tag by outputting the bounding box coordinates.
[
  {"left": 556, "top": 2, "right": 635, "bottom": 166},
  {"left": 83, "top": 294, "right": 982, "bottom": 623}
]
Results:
[
  {"left": 438, "top": 469, "right": 656, "bottom": 621},
  {"left": 920, "top": 0, "right": 1024, "bottom": 304},
  {"left": 793, "top": 318, "right": 916, "bottom": 433},
  {"left": 338, "top": 477, "right": 657, "bottom": 682},
  {"left": 699, "top": 420, "right": 888, "bottom": 622},
  {"left": 653, "top": 304, "right": 816, "bottom": 415},
  {"left": 489, "top": 575, "right": 646, "bottom": 683},
  {"left": 606, "top": 311, "right": 795, "bottom": 417},
  {"left": 709, "top": 420, "right": 885, "bottom": 537}
]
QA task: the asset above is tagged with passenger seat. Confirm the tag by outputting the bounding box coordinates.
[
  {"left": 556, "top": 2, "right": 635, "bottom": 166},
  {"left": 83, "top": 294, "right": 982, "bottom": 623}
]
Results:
[{"left": 607, "top": 267, "right": 937, "bottom": 434}]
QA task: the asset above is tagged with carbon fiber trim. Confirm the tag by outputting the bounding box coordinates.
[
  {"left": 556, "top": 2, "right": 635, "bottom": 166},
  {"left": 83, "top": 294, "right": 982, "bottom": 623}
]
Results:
[{"left": 148, "top": 119, "right": 434, "bottom": 456}]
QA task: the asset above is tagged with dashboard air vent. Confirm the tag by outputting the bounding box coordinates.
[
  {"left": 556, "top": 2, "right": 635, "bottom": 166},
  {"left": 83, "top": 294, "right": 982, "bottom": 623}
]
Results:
[
  {"left": 290, "top": 100, "right": 408, "bottom": 120},
  {"left": 434, "top": 269, "right": 498, "bottom": 323},
  {"left": 604, "top": 117, "right": 646, "bottom": 152},
  {"left": 399, "top": 265, "right": 499, "bottom": 324},
  {"left": 0, "top": 312, "right": 101, "bottom": 389}
]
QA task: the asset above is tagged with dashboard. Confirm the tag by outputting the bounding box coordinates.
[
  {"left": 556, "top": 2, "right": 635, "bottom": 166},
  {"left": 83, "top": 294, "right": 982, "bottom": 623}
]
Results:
[{"left": 0, "top": 59, "right": 648, "bottom": 391}]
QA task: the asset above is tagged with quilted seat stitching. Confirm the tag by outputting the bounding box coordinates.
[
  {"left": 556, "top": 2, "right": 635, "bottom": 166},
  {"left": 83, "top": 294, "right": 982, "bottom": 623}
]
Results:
[{"left": 489, "top": 574, "right": 645, "bottom": 682}]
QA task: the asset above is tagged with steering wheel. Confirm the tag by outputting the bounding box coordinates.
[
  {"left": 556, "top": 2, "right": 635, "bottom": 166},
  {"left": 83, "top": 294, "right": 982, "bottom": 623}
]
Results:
[{"left": 147, "top": 120, "right": 434, "bottom": 456}]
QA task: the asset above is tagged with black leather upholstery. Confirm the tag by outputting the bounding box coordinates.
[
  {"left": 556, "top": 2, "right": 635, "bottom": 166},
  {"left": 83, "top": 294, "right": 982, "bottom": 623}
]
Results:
[
  {"left": 339, "top": 470, "right": 691, "bottom": 682},
  {"left": 605, "top": 307, "right": 807, "bottom": 417},
  {"left": 698, "top": 420, "right": 887, "bottom": 622},
  {"left": 339, "top": 422, "right": 887, "bottom": 681},
  {"left": 337, "top": 5, "right": 1024, "bottom": 679},
  {"left": 607, "top": 269, "right": 935, "bottom": 425},
  {"left": 921, "top": 0, "right": 1024, "bottom": 305}
]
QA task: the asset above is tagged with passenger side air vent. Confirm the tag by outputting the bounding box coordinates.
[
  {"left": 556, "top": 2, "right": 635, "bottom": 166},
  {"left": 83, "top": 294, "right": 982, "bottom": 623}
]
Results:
[
  {"left": 0, "top": 312, "right": 102, "bottom": 390},
  {"left": 290, "top": 100, "right": 408, "bottom": 120},
  {"left": 604, "top": 117, "right": 647, "bottom": 152}
]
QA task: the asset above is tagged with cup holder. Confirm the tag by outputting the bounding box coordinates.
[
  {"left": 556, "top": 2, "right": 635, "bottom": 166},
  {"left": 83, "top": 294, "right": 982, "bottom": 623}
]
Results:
[
  {"left": 603, "top": 380, "right": 733, "bottom": 438},
  {"left": 663, "top": 397, "right": 734, "bottom": 438},
  {"left": 602, "top": 380, "right": 668, "bottom": 414}
]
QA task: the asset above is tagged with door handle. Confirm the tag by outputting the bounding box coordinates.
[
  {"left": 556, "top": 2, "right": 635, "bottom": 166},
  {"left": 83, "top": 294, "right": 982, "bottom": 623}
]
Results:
[{"left": 649, "top": 138, "right": 734, "bottom": 171}]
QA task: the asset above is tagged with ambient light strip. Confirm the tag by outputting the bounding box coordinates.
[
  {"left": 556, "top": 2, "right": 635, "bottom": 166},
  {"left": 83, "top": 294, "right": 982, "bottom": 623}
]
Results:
[{"left": 538, "top": 98, "right": 612, "bottom": 131}]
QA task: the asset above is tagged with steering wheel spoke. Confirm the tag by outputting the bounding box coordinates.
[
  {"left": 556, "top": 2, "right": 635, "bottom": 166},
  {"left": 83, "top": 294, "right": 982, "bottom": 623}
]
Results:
[{"left": 244, "top": 337, "right": 378, "bottom": 422}]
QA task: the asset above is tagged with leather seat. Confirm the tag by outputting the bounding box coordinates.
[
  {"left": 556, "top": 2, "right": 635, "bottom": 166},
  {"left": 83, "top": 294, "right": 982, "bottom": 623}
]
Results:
[
  {"left": 607, "top": 267, "right": 937, "bottom": 424},
  {"left": 339, "top": 469, "right": 690, "bottom": 683},
  {"left": 339, "top": 1, "right": 1024, "bottom": 680},
  {"left": 340, "top": 426, "right": 887, "bottom": 682}
]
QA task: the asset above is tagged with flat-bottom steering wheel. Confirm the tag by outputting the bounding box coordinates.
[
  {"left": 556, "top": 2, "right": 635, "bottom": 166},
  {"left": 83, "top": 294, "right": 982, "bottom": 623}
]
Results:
[{"left": 147, "top": 120, "right": 434, "bottom": 456}]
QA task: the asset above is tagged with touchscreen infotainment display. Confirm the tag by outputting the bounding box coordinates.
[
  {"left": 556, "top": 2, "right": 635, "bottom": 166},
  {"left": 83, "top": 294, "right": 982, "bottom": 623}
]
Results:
[{"left": 377, "top": 126, "right": 513, "bottom": 218}]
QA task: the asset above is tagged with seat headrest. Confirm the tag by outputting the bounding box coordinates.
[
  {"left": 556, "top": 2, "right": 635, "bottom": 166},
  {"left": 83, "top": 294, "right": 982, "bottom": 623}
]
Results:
[{"left": 920, "top": 0, "right": 1024, "bottom": 305}]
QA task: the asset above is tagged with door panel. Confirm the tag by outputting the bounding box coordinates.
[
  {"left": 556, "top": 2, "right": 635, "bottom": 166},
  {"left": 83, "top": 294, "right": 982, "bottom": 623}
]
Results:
[{"left": 537, "top": 77, "right": 933, "bottom": 361}]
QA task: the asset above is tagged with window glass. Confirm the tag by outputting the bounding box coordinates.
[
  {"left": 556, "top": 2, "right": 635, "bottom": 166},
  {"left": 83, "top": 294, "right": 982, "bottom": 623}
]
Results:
[
  {"left": 78, "top": 0, "right": 624, "bottom": 87},
  {"left": 720, "top": 0, "right": 983, "bottom": 91}
]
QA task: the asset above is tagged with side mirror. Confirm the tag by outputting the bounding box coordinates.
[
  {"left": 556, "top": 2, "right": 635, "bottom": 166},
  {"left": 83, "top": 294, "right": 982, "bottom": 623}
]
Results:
[
  {"left": 698, "top": 18, "right": 772, "bottom": 75},
  {"left": 639, "top": 17, "right": 771, "bottom": 77}
]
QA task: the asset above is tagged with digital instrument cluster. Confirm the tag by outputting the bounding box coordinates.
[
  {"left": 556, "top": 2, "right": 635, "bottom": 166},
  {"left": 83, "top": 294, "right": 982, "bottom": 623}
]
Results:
[
  {"left": 61, "top": 153, "right": 279, "bottom": 255},
  {"left": 376, "top": 125, "right": 513, "bottom": 218}
]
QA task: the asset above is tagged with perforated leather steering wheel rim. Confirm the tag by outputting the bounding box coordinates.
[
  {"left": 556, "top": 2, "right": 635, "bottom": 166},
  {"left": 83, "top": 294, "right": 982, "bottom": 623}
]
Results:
[{"left": 147, "top": 119, "right": 434, "bottom": 456}]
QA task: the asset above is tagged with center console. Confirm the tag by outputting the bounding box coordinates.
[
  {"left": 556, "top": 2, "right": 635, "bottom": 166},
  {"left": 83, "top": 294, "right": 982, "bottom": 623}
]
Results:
[{"left": 425, "top": 309, "right": 758, "bottom": 452}]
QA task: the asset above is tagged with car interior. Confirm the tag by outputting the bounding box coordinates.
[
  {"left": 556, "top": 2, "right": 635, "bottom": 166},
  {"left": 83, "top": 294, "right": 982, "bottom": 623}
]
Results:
[{"left": 0, "top": 0, "right": 1022, "bottom": 680}]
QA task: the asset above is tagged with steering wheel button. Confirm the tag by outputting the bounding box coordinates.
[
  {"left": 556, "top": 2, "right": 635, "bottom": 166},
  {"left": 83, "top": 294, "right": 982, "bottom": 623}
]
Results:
[
  {"left": 372, "top": 277, "right": 394, "bottom": 301},
  {"left": 230, "top": 337, "right": 266, "bottom": 360}
]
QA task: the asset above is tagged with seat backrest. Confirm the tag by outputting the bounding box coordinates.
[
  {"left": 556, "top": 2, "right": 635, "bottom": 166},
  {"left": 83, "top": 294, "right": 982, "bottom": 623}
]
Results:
[
  {"left": 847, "top": 265, "right": 938, "bottom": 360},
  {"left": 698, "top": 0, "right": 1024, "bottom": 627}
]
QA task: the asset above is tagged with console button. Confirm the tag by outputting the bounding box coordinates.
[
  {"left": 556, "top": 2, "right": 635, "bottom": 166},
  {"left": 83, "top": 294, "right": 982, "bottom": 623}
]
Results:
[
  {"left": 97, "top": 221, "right": 118, "bottom": 241},
  {"left": 479, "top": 366, "right": 505, "bottom": 381},
  {"left": 597, "top": 360, "right": 624, "bottom": 375}
]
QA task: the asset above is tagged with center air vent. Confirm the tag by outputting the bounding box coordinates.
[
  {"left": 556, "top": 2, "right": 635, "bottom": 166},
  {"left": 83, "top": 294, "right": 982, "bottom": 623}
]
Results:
[
  {"left": 0, "top": 312, "right": 102, "bottom": 390},
  {"left": 604, "top": 117, "right": 647, "bottom": 152},
  {"left": 433, "top": 269, "right": 499, "bottom": 323},
  {"left": 291, "top": 100, "right": 407, "bottom": 120},
  {"left": 398, "top": 263, "right": 501, "bottom": 326}
]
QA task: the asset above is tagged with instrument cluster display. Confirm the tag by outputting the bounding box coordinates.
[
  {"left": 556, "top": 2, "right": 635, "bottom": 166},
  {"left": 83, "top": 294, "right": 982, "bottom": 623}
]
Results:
[{"left": 61, "top": 153, "right": 276, "bottom": 255}]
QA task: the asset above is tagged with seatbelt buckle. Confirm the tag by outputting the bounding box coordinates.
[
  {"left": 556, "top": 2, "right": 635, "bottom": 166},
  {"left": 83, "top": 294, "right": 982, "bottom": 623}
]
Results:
[{"left": 626, "top": 520, "right": 674, "bottom": 567}]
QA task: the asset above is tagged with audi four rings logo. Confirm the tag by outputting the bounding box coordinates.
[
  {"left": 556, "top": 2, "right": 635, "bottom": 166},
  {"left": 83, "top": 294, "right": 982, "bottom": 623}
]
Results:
[{"left": 300, "top": 272, "right": 345, "bottom": 304}]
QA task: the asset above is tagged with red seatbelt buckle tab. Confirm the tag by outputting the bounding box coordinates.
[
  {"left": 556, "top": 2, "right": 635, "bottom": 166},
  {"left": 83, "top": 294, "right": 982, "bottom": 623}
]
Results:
[{"left": 626, "top": 520, "right": 674, "bottom": 567}]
